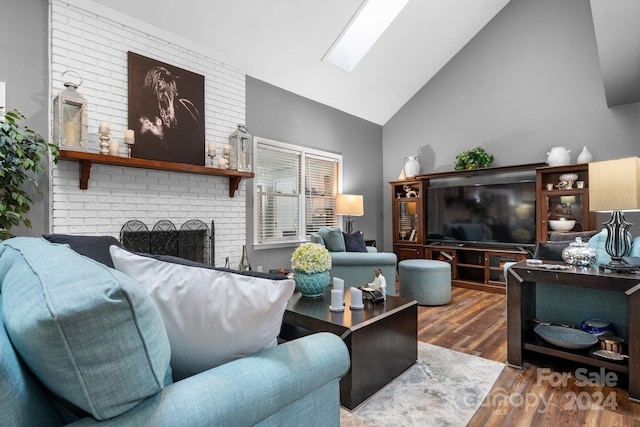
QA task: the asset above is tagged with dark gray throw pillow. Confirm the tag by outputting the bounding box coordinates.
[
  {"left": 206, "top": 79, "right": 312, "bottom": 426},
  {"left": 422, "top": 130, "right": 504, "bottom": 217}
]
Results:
[
  {"left": 548, "top": 230, "right": 598, "bottom": 242},
  {"left": 42, "top": 234, "right": 123, "bottom": 268},
  {"left": 138, "top": 252, "right": 289, "bottom": 280},
  {"left": 343, "top": 231, "right": 368, "bottom": 252},
  {"left": 533, "top": 241, "right": 571, "bottom": 261}
]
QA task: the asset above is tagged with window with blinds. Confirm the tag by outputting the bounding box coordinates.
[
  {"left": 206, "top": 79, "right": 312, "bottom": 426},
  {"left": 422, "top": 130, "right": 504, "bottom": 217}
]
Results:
[{"left": 254, "top": 137, "right": 342, "bottom": 245}]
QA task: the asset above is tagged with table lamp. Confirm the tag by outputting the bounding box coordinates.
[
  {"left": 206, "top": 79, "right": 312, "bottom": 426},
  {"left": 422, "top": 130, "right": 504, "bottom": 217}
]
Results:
[
  {"left": 335, "top": 194, "right": 364, "bottom": 234},
  {"left": 589, "top": 157, "right": 640, "bottom": 271}
]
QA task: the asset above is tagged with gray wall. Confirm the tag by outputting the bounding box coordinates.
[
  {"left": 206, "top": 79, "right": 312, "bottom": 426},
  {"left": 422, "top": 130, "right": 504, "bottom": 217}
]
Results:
[
  {"left": 246, "top": 77, "right": 383, "bottom": 272},
  {"left": 382, "top": 0, "right": 640, "bottom": 252},
  {"left": 0, "top": 0, "right": 50, "bottom": 237}
]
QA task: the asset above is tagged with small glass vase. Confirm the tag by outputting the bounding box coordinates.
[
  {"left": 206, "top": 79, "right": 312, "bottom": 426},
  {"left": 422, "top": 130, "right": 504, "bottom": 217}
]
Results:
[
  {"left": 238, "top": 245, "right": 251, "bottom": 271},
  {"left": 293, "top": 270, "right": 330, "bottom": 298},
  {"left": 562, "top": 237, "right": 597, "bottom": 266}
]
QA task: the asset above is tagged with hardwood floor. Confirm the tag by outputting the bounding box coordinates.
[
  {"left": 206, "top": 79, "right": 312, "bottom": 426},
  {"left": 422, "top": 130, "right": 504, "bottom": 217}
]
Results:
[{"left": 418, "top": 286, "right": 640, "bottom": 426}]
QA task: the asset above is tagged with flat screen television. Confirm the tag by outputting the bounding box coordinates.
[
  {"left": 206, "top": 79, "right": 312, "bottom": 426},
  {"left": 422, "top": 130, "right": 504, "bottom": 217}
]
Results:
[{"left": 426, "top": 181, "right": 536, "bottom": 247}]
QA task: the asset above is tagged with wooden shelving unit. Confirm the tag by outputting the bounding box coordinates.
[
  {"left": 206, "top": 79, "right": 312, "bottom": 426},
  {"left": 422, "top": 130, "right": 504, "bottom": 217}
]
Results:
[
  {"left": 58, "top": 149, "right": 254, "bottom": 197},
  {"left": 390, "top": 179, "right": 424, "bottom": 262},
  {"left": 535, "top": 163, "right": 595, "bottom": 241}
]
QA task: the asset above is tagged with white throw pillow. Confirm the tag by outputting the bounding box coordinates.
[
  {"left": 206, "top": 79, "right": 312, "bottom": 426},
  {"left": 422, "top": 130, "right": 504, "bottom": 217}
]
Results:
[{"left": 109, "top": 246, "right": 295, "bottom": 380}]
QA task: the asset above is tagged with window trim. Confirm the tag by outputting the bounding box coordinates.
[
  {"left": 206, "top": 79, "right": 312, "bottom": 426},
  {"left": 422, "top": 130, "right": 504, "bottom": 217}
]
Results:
[{"left": 252, "top": 136, "right": 343, "bottom": 248}]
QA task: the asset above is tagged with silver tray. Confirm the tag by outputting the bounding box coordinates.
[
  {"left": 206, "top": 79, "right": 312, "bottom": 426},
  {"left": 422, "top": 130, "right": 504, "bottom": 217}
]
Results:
[
  {"left": 593, "top": 350, "right": 628, "bottom": 361},
  {"left": 534, "top": 325, "right": 599, "bottom": 349}
]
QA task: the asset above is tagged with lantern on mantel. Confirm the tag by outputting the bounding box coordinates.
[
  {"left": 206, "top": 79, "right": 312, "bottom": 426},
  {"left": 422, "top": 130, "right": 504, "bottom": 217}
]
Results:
[
  {"left": 228, "top": 124, "right": 252, "bottom": 172},
  {"left": 53, "top": 71, "right": 88, "bottom": 150}
]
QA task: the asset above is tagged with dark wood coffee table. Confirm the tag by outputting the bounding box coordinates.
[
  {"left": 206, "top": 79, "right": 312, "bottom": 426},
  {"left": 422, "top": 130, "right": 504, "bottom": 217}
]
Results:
[{"left": 280, "top": 286, "right": 417, "bottom": 410}]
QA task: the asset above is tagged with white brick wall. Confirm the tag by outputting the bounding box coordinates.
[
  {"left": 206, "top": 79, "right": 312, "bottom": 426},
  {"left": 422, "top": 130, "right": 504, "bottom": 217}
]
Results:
[{"left": 50, "top": 0, "right": 248, "bottom": 267}]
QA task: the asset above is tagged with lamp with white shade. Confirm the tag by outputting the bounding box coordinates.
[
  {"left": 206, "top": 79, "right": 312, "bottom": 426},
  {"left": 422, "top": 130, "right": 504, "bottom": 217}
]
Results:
[
  {"left": 589, "top": 157, "right": 640, "bottom": 271},
  {"left": 335, "top": 194, "right": 364, "bottom": 234}
]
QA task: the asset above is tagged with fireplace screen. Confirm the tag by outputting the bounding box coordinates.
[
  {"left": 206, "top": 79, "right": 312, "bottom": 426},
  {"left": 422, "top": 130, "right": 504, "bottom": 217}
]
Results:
[{"left": 120, "top": 219, "right": 213, "bottom": 266}]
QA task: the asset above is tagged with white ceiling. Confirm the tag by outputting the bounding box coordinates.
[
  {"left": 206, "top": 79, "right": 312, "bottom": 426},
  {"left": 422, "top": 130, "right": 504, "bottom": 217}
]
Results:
[{"left": 91, "top": 0, "right": 512, "bottom": 125}]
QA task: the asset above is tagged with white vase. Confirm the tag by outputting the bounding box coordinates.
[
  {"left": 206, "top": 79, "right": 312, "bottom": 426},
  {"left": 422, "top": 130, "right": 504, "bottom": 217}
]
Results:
[
  {"left": 577, "top": 146, "right": 593, "bottom": 163},
  {"left": 546, "top": 146, "right": 571, "bottom": 166},
  {"left": 404, "top": 156, "right": 420, "bottom": 177}
]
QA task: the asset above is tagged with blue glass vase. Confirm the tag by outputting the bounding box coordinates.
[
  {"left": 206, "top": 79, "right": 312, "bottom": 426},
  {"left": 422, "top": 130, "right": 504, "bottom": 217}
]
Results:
[{"left": 293, "top": 270, "right": 330, "bottom": 298}]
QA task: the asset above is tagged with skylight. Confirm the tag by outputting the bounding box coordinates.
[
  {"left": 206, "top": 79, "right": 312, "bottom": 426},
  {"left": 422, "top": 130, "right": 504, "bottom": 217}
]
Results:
[{"left": 324, "top": 0, "right": 410, "bottom": 72}]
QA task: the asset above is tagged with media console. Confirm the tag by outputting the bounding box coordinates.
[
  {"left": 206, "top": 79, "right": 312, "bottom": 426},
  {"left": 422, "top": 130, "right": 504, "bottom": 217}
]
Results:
[
  {"left": 425, "top": 243, "right": 529, "bottom": 293},
  {"left": 390, "top": 162, "right": 595, "bottom": 294}
]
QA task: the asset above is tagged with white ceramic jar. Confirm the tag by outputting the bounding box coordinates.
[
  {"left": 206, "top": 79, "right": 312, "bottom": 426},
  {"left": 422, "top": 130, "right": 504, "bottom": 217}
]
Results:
[
  {"left": 404, "top": 156, "right": 420, "bottom": 177},
  {"left": 546, "top": 146, "right": 571, "bottom": 166}
]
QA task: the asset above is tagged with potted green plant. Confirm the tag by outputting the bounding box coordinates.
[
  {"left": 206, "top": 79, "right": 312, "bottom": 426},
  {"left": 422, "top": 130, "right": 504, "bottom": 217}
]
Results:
[
  {"left": 291, "top": 242, "right": 332, "bottom": 297},
  {"left": 0, "top": 108, "right": 59, "bottom": 239},
  {"left": 454, "top": 146, "right": 494, "bottom": 171}
]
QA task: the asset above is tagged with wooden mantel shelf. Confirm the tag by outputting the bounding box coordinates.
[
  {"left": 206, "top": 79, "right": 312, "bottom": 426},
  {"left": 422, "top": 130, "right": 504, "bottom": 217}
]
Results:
[{"left": 58, "top": 149, "right": 254, "bottom": 197}]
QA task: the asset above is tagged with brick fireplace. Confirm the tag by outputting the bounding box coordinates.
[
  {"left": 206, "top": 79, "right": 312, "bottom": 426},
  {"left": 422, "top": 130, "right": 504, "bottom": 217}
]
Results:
[{"left": 50, "top": 0, "right": 249, "bottom": 267}]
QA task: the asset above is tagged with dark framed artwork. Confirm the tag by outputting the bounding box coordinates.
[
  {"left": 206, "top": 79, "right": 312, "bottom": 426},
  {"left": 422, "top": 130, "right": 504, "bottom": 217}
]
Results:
[{"left": 128, "top": 52, "right": 205, "bottom": 165}]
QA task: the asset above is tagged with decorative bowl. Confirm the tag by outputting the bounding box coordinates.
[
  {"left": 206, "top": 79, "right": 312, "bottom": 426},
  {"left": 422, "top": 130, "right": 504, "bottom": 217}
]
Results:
[
  {"left": 579, "top": 319, "right": 615, "bottom": 336},
  {"left": 548, "top": 219, "right": 576, "bottom": 232},
  {"left": 534, "top": 325, "right": 599, "bottom": 349},
  {"left": 293, "top": 270, "right": 330, "bottom": 298},
  {"left": 558, "top": 173, "right": 579, "bottom": 188}
]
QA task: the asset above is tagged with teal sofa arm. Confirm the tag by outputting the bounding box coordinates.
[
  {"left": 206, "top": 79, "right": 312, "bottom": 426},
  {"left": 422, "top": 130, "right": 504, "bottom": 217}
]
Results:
[{"left": 70, "top": 333, "right": 350, "bottom": 427}]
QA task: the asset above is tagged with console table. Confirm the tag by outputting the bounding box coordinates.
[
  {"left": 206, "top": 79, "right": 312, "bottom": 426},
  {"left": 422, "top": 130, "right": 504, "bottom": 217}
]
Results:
[{"left": 507, "top": 260, "right": 640, "bottom": 401}]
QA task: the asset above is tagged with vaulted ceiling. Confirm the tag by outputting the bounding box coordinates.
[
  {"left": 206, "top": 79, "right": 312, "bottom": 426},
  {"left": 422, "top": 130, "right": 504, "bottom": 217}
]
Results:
[
  {"left": 91, "top": 0, "right": 639, "bottom": 125},
  {"left": 590, "top": 0, "right": 640, "bottom": 108},
  {"left": 90, "top": 0, "right": 512, "bottom": 125}
]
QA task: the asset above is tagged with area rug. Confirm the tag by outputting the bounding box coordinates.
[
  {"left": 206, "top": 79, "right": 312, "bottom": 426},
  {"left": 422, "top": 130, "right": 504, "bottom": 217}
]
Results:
[{"left": 340, "top": 342, "right": 504, "bottom": 426}]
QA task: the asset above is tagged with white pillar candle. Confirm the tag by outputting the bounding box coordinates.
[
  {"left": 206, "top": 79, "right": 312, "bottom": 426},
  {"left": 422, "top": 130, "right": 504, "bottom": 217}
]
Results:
[
  {"left": 330, "top": 289, "right": 344, "bottom": 311},
  {"left": 333, "top": 277, "right": 344, "bottom": 292},
  {"left": 223, "top": 144, "right": 230, "bottom": 155},
  {"left": 63, "top": 122, "right": 77, "bottom": 146},
  {"left": 99, "top": 121, "right": 110, "bottom": 135},
  {"left": 350, "top": 287, "right": 364, "bottom": 309},
  {"left": 218, "top": 157, "right": 228, "bottom": 168},
  {"left": 108, "top": 140, "right": 119, "bottom": 156},
  {"left": 208, "top": 142, "right": 216, "bottom": 155},
  {"left": 124, "top": 129, "right": 135, "bottom": 144}
]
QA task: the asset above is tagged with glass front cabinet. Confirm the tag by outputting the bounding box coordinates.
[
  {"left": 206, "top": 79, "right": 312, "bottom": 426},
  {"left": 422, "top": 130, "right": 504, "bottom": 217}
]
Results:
[
  {"left": 536, "top": 164, "right": 596, "bottom": 241},
  {"left": 391, "top": 180, "right": 424, "bottom": 262}
]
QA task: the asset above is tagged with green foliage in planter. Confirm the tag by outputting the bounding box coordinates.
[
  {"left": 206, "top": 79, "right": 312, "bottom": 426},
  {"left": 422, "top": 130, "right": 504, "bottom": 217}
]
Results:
[
  {"left": 0, "top": 108, "right": 59, "bottom": 231},
  {"left": 454, "top": 146, "right": 494, "bottom": 171}
]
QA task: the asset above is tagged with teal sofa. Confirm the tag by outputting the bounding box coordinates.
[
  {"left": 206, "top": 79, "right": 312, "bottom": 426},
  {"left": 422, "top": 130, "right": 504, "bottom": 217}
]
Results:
[
  {"left": 0, "top": 237, "right": 350, "bottom": 426},
  {"left": 310, "top": 227, "right": 397, "bottom": 294}
]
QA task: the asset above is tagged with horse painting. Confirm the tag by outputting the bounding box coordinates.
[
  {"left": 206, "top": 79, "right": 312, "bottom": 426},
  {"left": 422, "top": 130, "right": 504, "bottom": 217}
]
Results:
[{"left": 128, "top": 52, "right": 205, "bottom": 165}]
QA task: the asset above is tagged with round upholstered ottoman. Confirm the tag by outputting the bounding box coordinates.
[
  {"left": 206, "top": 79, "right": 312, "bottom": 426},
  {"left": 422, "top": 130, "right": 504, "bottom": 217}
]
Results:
[{"left": 399, "top": 259, "right": 451, "bottom": 306}]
